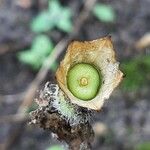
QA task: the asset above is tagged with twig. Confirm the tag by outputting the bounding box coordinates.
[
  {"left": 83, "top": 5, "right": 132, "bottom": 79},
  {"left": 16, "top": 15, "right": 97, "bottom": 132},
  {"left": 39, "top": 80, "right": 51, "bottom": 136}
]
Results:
[
  {"left": 0, "top": 114, "right": 28, "bottom": 124},
  {"left": 135, "top": 32, "right": 150, "bottom": 50},
  {"left": 0, "top": 92, "right": 25, "bottom": 104},
  {"left": 2, "top": 0, "right": 97, "bottom": 149},
  {"left": 0, "top": 41, "right": 31, "bottom": 55}
]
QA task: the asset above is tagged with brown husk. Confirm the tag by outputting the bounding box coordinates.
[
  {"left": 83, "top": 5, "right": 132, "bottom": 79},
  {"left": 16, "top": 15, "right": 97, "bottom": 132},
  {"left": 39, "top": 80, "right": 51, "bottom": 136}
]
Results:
[{"left": 56, "top": 36, "right": 123, "bottom": 110}]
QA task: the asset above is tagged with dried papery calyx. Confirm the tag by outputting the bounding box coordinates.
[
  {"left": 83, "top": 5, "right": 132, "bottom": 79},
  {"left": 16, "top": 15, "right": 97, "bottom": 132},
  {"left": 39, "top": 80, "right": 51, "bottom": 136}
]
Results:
[{"left": 56, "top": 36, "right": 123, "bottom": 110}]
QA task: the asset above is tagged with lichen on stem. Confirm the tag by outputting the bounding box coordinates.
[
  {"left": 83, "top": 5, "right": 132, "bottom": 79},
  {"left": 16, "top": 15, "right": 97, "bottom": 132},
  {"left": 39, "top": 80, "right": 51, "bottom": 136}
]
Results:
[{"left": 30, "top": 83, "right": 94, "bottom": 150}]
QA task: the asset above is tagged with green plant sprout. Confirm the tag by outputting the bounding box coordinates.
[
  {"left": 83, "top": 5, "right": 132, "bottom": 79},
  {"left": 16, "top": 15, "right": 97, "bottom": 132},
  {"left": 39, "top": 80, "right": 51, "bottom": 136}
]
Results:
[
  {"left": 46, "top": 145, "right": 64, "bottom": 150},
  {"left": 92, "top": 3, "right": 116, "bottom": 23},
  {"left": 121, "top": 55, "right": 150, "bottom": 91},
  {"left": 67, "top": 63, "right": 102, "bottom": 101},
  {"left": 135, "top": 142, "right": 150, "bottom": 150},
  {"left": 31, "top": 0, "right": 73, "bottom": 33},
  {"left": 17, "top": 35, "right": 57, "bottom": 71}
]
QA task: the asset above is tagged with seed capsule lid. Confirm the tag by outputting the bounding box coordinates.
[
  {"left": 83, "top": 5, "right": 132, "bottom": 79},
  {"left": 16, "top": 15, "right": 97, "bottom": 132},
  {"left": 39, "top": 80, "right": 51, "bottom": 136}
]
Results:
[{"left": 56, "top": 36, "right": 123, "bottom": 110}]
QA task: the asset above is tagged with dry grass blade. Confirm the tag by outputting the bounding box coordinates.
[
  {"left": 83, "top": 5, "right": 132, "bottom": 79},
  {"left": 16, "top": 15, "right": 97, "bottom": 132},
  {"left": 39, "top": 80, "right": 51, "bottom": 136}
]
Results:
[
  {"left": 0, "top": 114, "right": 29, "bottom": 124},
  {"left": 135, "top": 33, "right": 150, "bottom": 50}
]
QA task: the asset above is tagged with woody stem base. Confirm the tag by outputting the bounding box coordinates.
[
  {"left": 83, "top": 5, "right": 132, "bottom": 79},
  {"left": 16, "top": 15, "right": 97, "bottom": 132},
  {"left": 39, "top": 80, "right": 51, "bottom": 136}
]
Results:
[{"left": 30, "top": 83, "right": 94, "bottom": 150}]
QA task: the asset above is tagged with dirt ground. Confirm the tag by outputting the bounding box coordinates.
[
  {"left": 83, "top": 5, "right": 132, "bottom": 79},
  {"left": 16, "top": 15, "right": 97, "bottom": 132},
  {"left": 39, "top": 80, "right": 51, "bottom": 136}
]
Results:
[{"left": 0, "top": 0, "right": 150, "bottom": 150}]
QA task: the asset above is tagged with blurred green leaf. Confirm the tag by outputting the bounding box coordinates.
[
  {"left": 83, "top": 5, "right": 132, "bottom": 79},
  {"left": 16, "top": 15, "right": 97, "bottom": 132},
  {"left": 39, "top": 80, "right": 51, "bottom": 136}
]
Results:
[
  {"left": 31, "top": 0, "right": 72, "bottom": 33},
  {"left": 135, "top": 142, "right": 150, "bottom": 150},
  {"left": 32, "top": 35, "right": 54, "bottom": 55},
  {"left": 31, "top": 11, "right": 55, "bottom": 33},
  {"left": 17, "top": 51, "right": 43, "bottom": 70},
  {"left": 17, "top": 35, "right": 57, "bottom": 71},
  {"left": 46, "top": 145, "right": 64, "bottom": 150},
  {"left": 48, "top": 0, "right": 61, "bottom": 13},
  {"left": 50, "top": 61, "right": 58, "bottom": 71},
  {"left": 57, "top": 8, "right": 73, "bottom": 32},
  {"left": 93, "top": 3, "right": 116, "bottom": 23},
  {"left": 121, "top": 55, "right": 150, "bottom": 91}
]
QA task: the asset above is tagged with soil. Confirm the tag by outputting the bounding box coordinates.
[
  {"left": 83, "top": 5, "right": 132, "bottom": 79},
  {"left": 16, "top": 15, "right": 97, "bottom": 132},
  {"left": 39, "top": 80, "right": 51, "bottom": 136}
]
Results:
[{"left": 0, "top": 0, "right": 150, "bottom": 150}]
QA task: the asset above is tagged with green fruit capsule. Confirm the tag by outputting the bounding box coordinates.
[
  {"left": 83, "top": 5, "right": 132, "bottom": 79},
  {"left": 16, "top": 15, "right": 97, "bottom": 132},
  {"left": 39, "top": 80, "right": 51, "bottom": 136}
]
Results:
[{"left": 67, "top": 63, "right": 102, "bottom": 101}]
